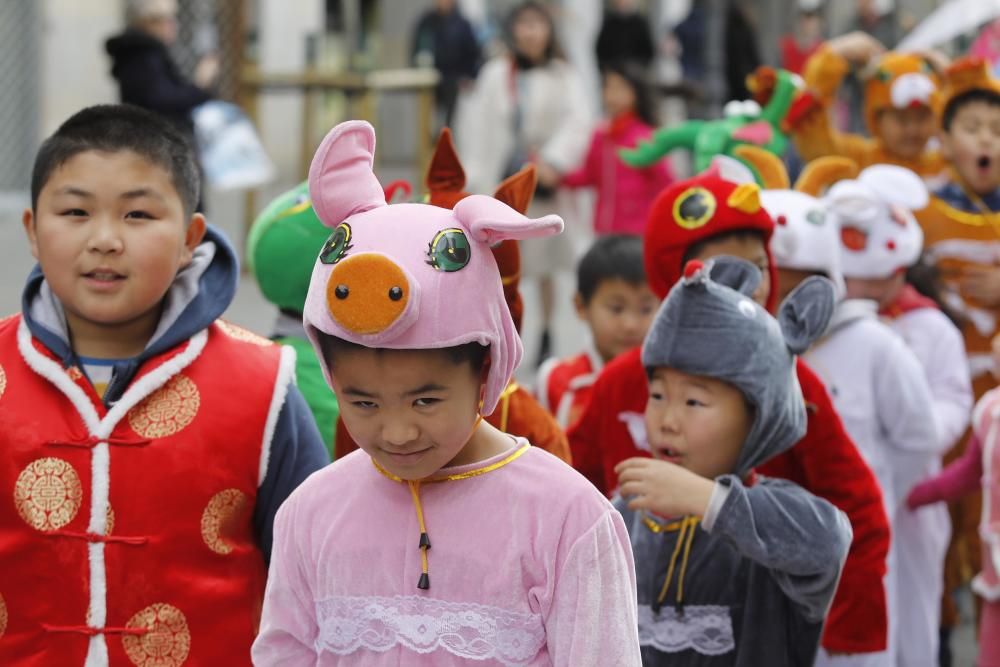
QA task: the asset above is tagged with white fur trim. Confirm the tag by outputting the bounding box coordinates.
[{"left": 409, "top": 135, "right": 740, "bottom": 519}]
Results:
[
  {"left": 17, "top": 319, "right": 100, "bottom": 433},
  {"left": 259, "top": 344, "right": 297, "bottom": 486},
  {"left": 84, "top": 633, "right": 108, "bottom": 666}
]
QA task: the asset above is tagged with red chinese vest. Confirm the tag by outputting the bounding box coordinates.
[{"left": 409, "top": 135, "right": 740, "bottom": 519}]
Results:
[{"left": 0, "top": 315, "right": 293, "bottom": 666}]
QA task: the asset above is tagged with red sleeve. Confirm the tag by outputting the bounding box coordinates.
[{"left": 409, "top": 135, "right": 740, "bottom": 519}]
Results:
[
  {"left": 560, "top": 130, "right": 602, "bottom": 188},
  {"left": 566, "top": 369, "right": 611, "bottom": 494},
  {"left": 759, "top": 360, "right": 891, "bottom": 654},
  {"left": 568, "top": 348, "right": 653, "bottom": 496},
  {"left": 333, "top": 417, "right": 359, "bottom": 460},
  {"left": 908, "top": 433, "right": 983, "bottom": 508}
]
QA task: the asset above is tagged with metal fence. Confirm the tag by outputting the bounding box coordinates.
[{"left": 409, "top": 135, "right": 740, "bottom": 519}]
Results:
[{"left": 0, "top": 0, "right": 41, "bottom": 192}]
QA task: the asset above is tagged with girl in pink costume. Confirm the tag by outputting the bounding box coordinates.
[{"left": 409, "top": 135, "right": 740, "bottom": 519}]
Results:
[
  {"left": 251, "top": 120, "right": 641, "bottom": 666},
  {"left": 908, "top": 388, "right": 1000, "bottom": 666},
  {"left": 558, "top": 61, "right": 674, "bottom": 236}
]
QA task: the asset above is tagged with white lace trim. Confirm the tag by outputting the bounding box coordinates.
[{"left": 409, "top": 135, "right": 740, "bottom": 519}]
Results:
[
  {"left": 637, "top": 603, "right": 735, "bottom": 656},
  {"left": 315, "top": 595, "right": 546, "bottom": 665}
]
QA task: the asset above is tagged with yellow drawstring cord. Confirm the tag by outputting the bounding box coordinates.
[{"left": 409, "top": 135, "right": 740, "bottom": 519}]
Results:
[
  {"left": 408, "top": 480, "right": 431, "bottom": 590},
  {"left": 403, "top": 412, "right": 485, "bottom": 591},
  {"left": 652, "top": 516, "right": 699, "bottom": 613}
]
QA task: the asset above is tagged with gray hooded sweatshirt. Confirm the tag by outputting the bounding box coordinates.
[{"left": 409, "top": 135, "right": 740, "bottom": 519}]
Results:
[{"left": 614, "top": 257, "right": 853, "bottom": 666}]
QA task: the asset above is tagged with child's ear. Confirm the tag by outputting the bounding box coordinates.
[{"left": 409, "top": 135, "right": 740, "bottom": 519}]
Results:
[
  {"left": 777, "top": 276, "right": 836, "bottom": 354},
  {"left": 181, "top": 213, "right": 207, "bottom": 265},
  {"left": 573, "top": 292, "right": 587, "bottom": 320},
  {"left": 21, "top": 208, "right": 38, "bottom": 260}
]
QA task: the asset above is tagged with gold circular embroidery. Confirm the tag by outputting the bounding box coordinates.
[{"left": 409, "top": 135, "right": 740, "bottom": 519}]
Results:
[
  {"left": 106, "top": 505, "right": 115, "bottom": 535},
  {"left": 14, "top": 457, "right": 83, "bottom": 531},
  {"left": 66, "top": 366, "right": 83, "bottom": 382},
  {"left": 123, "top": 603, "right": 191, "bottom": 667},
  {"left": 201, "top": 489, "right": 250, "bottom": 555},
  {"left": 0, "top": 593, "right": 7, "bottom": 638},
  {"left": 127, "top": 375, "right": 200, "bottom": 439},
  {"left": 217, "top": 321, "right": 272, "bottom": 347},
  {"left": 0, "top": 363, "right": 6, "bottom": 399}
]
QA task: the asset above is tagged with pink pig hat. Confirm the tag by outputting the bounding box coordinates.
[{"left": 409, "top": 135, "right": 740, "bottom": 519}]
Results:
[{"left": 303, "top": 120, "right": 564, "bottom": 415}]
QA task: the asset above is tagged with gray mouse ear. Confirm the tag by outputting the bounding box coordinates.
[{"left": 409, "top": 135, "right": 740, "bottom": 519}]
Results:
[
  {"left": 708, "top": 256, "right": 762, "bottom": 298},
  {"left": 778, "top": 276, "right": 836, "bottom": 355}
]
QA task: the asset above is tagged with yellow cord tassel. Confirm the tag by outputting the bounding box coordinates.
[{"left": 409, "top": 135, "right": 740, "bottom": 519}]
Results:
[
  {"left": 408, "top": 480, "right": 431, "bottom": 590},
  {"left": 653, "top": 516, "right": 699, "bottom": 613}
]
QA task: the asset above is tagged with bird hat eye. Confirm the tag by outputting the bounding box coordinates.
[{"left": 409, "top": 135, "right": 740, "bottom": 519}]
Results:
[{"left": 672, "top": 187, "right": 717, "bottom": 230}]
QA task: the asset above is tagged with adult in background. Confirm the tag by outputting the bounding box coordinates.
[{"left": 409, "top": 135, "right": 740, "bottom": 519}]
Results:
[
  {"left": 105, "top": 0, "right": 218, "bottom": 138},
  {"left": 456, "top": 1, "right": 593, "bottom": 367},
  {"left": 411, "top": 0, "right": 482, "bottom": 129},
  {"left": 595, "top": 0, "right": 655, "bottom": 68}
]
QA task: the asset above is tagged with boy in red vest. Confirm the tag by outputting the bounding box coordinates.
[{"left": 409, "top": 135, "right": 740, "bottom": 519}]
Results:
[
  {"left": 537, "top": 234, "right": 658, "bottom": 429},
  {"left": 568, "top": 160, "right": 892, "bottom": 657},
  {"left": 0, "top": 105, "right": 328, "bottom": 665}
]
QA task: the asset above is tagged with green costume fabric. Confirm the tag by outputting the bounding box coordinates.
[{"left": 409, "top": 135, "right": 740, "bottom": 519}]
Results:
[
  {"left": 277, "top": 335, "right": 339, "bottom": 457},
  {"left": 248, "top": 181, "right": 340, "bottom": 457}
]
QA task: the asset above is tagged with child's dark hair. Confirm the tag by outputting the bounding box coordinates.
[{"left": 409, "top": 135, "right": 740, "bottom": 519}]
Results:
[
  {"left": 681, "top": 229, "right": 766, "bottom": 267},
  {"left": 505, "top": 1, "right": 564, "bottom": 63},
  {"left": 31, "top": 104, "right": 201, "bottom": 217},
  {"left": 941, "top": 89, "right": 1000, "bottom": 131},
  {"left": 602, "top": 60, "right": 659, "bottom": 127},
  {"left": 321, "top": 336, "right": 490, "bottom": 372},
  {"left": 577, "top": 234, "right": 647, "bottom": 304},
  {"left": 906, "top": 257, "right": 964, "bottom": 328}
]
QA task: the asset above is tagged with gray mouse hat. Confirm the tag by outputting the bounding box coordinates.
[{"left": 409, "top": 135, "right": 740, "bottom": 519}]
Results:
[{"left": 641, "top": 256, "right": 835, "bottom": 476}]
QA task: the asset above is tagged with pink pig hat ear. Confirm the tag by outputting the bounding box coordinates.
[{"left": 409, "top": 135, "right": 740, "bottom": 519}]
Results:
[
  {"left": 452, "top": 194, "right": 563, "bottom": 245},
  {"left": 308, "top": 120, "right": 386, "bottom": 228}
]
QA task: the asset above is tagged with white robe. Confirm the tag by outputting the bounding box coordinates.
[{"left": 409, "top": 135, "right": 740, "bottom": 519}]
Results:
[
  {"left": 886, "top": 306, "right": 972, "bottom": 667},
  {"left": 806, "top": 300, "right": 939, "bottom": 667}
]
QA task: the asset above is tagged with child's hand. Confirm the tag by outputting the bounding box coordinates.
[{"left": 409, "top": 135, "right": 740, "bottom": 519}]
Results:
[
  {"left": 615, "top": 457, "right": 716, "bottom": 518},
  {"left": 961, "top": 265, "right": 1000, "bottom": 308},
  {"left": 535, "top": 162, "right": 561, "bottom": 190},
  {"left": 827, "top": 31, "right": 886, "bottom": 65}
]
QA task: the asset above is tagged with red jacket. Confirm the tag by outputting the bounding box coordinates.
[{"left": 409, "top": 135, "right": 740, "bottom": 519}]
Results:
[
  {"left": 568, "top": 347, "right": 891, "bottom": 653},
  {"left": 561, "top": 113, "right": 674, "bottom": 235}
]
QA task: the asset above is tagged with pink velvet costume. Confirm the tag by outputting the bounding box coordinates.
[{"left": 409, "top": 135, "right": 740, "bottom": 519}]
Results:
[
  {"left": 909, "top": 387, "right": 1000, "bottom": 667},
  {"left": 251, "top": 121, "right": 641, "bottom": 666}
]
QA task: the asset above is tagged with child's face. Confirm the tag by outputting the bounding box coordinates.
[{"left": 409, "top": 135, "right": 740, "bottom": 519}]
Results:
[
  {"left": 645, "top": 367, "right": 752, "bottom": 480},
  {"left": 844, "top": 272, "right": 905, "bottom": 309},
  {"left": 874, "top": 106, "right": 936, "bottom": 160},
  {"left": 688, "top": 235, "right": 771, "bottom": 307},
  {"left": 940, "top": 100, "right": 1000, "bottom": 196},
  {"left": 23, "top": 150, "right": 204, "bottom": 347},
  {"left": 512, "top": 8, "right": 552, "bottom": 64},
  {"left": 330, "top": 346, "right": 485, "bottom": 480},
  {"left": 575, "top": 278, "right": 659, "bottom": 363},
  {"left": 603, "top": 71, "right": 637, "bottom": 119}
]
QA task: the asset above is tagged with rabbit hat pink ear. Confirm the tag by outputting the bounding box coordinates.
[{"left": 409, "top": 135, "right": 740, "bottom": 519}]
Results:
[{"left": 308, "top": 120, "right": 386, "bottom": 228}]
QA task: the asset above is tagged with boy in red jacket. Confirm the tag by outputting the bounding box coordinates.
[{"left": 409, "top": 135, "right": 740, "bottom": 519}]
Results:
[{"left": 568, "top": 159, "right": 892, "bottom": 656}]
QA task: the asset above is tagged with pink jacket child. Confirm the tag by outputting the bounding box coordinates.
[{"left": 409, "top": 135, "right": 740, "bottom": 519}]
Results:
[
  {"left": 909, "top": 388, "right": 1000, "bottom": 667},
  {"left": 561, "top": 112, "right": 674, "bottom": 235},
  {"left": 251, "top": 121, "right": 642, "bottom": 666}
]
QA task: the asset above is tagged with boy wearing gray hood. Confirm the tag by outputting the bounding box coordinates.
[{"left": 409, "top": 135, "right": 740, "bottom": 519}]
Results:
[{"left": 615, "top": 256, "right": 852, "bottom": 665}]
